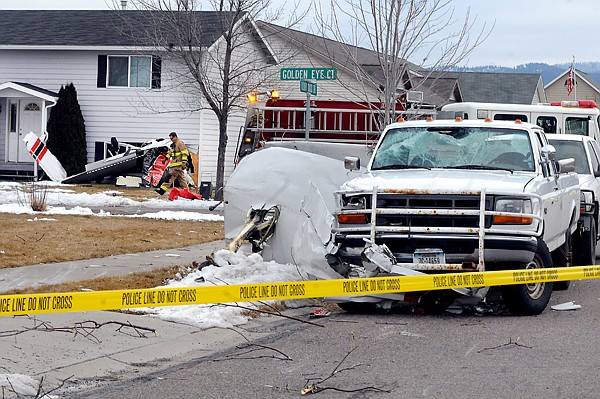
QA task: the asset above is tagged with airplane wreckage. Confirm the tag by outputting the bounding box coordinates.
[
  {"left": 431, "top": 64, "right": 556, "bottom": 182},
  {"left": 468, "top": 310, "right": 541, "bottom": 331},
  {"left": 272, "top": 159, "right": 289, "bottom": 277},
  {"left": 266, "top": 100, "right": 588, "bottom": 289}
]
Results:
[{"left": 23, "top": 132, "right": 198, "bottom": 197}]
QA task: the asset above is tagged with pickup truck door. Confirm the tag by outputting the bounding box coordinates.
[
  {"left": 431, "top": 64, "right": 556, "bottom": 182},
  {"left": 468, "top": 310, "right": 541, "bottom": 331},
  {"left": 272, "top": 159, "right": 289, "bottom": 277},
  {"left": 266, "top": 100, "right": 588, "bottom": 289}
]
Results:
[
  {"left": 554, "top": 168, "right": 579, "bottom": 238},
  {"left": 535, "top": 132, "right": 566, "bottom": 249},
  {"left": 540, "top": 167, "right": 564, "bottom": 248}
]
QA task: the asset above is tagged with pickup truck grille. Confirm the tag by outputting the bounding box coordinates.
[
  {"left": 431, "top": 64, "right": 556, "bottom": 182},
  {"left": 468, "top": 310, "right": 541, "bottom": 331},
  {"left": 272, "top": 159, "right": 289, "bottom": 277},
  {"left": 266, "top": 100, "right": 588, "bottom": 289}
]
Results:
[
  {"left": 375, "top": 194, "right": 493, "bottom": 228},
  {"left": 333, "top": 189, "right": 543, "bottom": 269}
]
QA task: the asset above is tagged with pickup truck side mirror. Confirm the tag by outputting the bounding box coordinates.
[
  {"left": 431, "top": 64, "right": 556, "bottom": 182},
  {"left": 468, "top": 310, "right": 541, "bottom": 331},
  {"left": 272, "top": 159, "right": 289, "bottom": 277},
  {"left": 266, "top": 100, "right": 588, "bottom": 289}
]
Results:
[
  {"left": 541, "top": 144, "right": 556, "bottom": 161},
  {"left": 344, "top": 156, "right": 361, "bottom": 171},
  {"left": 557, "top": 157, "right": 575, "bottom": 173}
]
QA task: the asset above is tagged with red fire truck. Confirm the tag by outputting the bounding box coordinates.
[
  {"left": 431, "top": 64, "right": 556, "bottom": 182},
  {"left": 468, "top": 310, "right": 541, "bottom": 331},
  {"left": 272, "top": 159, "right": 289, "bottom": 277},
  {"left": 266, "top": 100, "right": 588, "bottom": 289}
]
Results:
[{"left": 235, "top": 98, "right": 435, "bottom": 161}]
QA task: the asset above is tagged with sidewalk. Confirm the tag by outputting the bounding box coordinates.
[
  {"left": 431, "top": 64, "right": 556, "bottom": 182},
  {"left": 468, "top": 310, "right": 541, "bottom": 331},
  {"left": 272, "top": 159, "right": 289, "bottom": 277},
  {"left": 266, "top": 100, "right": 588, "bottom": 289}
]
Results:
[
  {"left": 0, "top": 240, "right": 313, "bottom": 397},
  {"left": 0, "top": 240, "right": 225, "bottom": 293}
]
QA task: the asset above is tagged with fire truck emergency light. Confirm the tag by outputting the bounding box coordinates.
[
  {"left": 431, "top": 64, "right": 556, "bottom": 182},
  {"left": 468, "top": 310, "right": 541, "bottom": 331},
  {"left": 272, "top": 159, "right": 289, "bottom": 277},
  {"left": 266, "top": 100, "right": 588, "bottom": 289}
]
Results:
[{"left": 247, "top": 92, "right": 258, "bottom": 103}]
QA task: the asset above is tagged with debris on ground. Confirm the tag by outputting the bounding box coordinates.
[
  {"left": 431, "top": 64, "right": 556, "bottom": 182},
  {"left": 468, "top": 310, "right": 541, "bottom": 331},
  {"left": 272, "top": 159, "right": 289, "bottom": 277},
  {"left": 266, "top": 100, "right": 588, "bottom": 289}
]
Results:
[
  {"left": 551, "top": 301, "right": 581, "bottom": 311},
  {"left": 310, "top": 308, "right": 331, "bottom": 318}
]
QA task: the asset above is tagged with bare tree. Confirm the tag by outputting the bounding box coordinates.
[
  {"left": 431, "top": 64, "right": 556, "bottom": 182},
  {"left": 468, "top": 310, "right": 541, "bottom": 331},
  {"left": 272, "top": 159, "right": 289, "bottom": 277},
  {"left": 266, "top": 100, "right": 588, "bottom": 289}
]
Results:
[
  {"left": 313, "top": 0, "right": 492, "bottom": 126},
  {"left": 114, "top": 0, "right": 307, "bottom": 200}
]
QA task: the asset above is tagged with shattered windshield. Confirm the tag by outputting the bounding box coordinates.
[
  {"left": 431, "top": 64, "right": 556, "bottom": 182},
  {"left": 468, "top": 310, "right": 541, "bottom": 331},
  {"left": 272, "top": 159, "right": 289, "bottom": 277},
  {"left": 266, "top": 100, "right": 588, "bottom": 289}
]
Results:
[{"left": 371, "top": 126, "right": 535, "bottom": 172}]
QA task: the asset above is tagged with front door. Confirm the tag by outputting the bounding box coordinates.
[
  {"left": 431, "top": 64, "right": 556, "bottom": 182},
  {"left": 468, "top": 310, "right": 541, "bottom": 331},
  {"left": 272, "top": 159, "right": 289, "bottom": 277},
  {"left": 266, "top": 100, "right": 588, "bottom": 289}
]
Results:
[
  {"left": 7, "top": 99, "right": 42, "bottom": 162},
  {"left": 18, "top": 100, "right": 42, "bottom": 162}
]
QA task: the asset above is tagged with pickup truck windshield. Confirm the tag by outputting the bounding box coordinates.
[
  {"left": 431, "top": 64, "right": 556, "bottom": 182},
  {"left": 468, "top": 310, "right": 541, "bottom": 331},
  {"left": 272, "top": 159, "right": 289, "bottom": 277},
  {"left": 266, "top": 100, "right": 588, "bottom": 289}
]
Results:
[
  {"left": 548, "top": 140, "right": 590, "bottom": 175},
  {"left": 371, "top": 126, "right": 535, "bottom": 172}
]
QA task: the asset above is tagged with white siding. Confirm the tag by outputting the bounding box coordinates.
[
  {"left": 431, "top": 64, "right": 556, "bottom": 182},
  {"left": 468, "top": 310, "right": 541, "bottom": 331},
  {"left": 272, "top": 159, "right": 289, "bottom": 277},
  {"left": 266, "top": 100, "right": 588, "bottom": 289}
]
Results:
[
  {"left": 260, "top": 34, "right": 382, "bottom": 102},
  {"left": 0, "top": 49, "right": 241, "bottom": 183},
  {"left": 546, "top": 79, "right": 600, "bottom": 104},
  {"left": 196, "top": 29, "right": 277, "bottom": 184},
  {"left": 197, "top": 108, "right": 245, "bottom": 183},
  {"left": 546, "top": 72, "right": 600, "bottom": 104}
]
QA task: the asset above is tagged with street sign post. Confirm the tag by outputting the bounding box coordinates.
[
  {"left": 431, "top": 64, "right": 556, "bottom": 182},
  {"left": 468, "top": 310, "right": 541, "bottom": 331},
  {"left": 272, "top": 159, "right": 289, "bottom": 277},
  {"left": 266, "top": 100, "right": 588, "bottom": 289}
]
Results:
[
  {"left": 299, "top": 79, "right": 318, "bottom": 140},
  {"left": 300, "top": 79, "right": 317, "bottom": 96},
  {"left": 280, "top": 67, "right": 337, "bottom": 81}
]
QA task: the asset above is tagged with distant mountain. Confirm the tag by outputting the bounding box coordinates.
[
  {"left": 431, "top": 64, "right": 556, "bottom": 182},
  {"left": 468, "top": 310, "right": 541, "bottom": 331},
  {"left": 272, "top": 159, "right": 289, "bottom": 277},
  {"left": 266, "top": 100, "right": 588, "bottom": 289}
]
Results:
[{"left": 456, "top": 62, "right": 600, "bottom": 86}]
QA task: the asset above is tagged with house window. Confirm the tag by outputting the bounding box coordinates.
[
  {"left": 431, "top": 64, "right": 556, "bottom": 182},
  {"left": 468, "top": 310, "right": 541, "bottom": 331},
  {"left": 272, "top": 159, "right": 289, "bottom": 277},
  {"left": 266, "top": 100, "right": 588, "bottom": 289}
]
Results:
[
  {"left": 108, "top": 55, "right": 152, "bottom": 88},
  {"left": 24, "top": 103, "right": 41, "bottom": 111},
  {"left": 98, "top": 55, "right": 161, "bottom": 89},
  {"left": 9, "top": 103, "right": 17, "bottom": 132},
  {"left": 130, "top": 56, "right": 152, "bottom": 87}
]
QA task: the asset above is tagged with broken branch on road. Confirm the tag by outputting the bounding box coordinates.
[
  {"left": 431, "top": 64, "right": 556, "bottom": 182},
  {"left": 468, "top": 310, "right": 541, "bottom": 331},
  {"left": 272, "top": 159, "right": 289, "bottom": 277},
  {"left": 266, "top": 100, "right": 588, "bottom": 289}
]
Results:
[
  {"left": 0, "top": 316, "right": 157, "bottom": 343},
  {"left": 478, "top": 337, "right": 532, "bottom": 353},
  {"left": 300, "top": 334, "right": 391, "bottom": 395}
]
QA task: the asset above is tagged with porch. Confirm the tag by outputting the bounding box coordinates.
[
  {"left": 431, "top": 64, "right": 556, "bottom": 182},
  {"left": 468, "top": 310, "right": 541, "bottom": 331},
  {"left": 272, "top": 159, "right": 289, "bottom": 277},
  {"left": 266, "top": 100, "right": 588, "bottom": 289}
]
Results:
[{"left": 0, "top": 82, "right": 58, "bottom": 180}]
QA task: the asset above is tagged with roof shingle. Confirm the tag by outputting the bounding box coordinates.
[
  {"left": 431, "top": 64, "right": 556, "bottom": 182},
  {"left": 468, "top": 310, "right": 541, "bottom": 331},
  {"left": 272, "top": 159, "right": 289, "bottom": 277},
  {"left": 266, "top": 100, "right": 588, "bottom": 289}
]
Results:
[
  {"left": 0, "top": 10, "right": 239, "bottom": 47},
  {"left": 456, "top": 72, "right": 541, "bottom": 104}
]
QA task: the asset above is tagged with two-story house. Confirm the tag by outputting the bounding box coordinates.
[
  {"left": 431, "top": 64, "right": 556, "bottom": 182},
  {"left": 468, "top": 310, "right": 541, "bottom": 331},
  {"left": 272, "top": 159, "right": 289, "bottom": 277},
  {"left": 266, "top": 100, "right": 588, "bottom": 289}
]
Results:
[{"left": 0, "top": 9, "right": 277, "bottom": 184}]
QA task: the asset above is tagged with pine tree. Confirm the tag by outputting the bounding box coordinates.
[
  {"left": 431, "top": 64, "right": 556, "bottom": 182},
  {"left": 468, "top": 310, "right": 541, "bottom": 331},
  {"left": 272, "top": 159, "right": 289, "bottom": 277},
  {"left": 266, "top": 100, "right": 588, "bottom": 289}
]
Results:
[{"left": 46, "top": 83, "right": 87, "bottom": 176}]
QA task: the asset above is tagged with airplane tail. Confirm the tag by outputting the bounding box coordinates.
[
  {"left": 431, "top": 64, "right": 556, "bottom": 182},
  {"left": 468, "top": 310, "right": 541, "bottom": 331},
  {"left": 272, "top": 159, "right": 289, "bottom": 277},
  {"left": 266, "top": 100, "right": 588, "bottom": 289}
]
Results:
[{"left": 23, "top": 132, "right": 67, "bottom": 182}]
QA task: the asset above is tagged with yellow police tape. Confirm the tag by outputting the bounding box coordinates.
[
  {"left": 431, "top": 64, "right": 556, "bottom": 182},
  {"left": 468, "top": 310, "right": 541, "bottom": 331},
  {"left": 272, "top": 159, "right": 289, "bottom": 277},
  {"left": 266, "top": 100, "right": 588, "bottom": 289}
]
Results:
[{"left": 1, "top": 265, "right": 600, "bottom": 316}]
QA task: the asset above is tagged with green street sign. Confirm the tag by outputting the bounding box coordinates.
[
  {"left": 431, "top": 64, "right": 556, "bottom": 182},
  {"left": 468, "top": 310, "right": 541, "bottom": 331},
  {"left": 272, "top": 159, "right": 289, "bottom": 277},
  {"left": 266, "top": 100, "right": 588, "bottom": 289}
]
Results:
[
  {"left": 300, "top": 79, "right": 317, "bottom": 95},
  {"left": 280, "top": 67, "right": 337, "bottom": 81}
]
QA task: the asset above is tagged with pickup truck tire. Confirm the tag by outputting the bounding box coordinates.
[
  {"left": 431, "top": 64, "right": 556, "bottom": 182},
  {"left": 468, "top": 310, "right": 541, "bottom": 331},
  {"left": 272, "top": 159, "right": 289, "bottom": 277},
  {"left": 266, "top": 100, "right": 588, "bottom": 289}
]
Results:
[
  {"left": 573, "top": 222, "right": 596, "bottom": 267},
  {"left": 501, "top": 238, "right": 553, "bottom": 315}
]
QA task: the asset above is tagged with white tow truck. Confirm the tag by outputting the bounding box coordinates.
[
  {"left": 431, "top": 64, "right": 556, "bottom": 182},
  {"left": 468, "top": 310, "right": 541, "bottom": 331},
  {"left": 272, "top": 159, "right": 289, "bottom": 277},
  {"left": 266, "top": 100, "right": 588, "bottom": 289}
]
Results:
[
  {"left": 440, "top": 100, "right": 600, "bottom": 140},
  {"left": 224, "top": 118, "right": 585, "bottom": 315}
]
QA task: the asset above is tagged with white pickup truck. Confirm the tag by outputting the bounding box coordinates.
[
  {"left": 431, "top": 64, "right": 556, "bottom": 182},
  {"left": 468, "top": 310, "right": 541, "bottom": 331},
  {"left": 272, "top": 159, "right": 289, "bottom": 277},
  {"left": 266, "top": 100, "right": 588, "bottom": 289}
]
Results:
[
  {"left": 224, "top": 119, "right": 583, "bottom": 316},
  {"left": 547, "top": 133, "right": 600, "bottom": 266},
  {"left": 330, "top": 119, "right": 581, "bottom": 315}
]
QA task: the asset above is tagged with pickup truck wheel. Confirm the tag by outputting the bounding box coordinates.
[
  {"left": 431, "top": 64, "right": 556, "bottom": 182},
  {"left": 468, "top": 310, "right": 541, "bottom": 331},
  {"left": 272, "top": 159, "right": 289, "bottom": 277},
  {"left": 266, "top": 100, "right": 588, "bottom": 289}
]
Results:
[
  {"left": 501, "top": 238, "right": 553, "bottom": 315},
  {"left": 573, "top": 222, "right": 596, "bottom": 266}
]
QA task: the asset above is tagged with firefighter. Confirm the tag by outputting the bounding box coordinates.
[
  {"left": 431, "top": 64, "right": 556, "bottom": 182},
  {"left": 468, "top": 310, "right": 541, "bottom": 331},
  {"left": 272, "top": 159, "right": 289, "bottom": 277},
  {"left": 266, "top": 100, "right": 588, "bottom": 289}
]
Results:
[{"left": 155, "top": 132, "right": 189, "bottom": 195}]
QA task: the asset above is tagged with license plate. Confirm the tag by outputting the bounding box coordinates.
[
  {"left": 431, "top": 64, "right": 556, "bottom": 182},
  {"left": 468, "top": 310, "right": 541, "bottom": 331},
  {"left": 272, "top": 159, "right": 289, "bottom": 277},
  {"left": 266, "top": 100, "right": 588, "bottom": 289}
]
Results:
[{"left": 413, "top": 249, "right": 445, "bottom": 264}]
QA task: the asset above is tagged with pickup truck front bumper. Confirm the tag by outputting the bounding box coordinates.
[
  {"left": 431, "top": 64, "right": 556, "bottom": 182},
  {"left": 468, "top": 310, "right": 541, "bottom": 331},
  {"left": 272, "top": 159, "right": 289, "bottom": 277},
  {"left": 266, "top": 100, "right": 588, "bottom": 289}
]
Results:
[
  {"left": 332, "top": 188, "right": 543, "bottom": 272},
  {"left": 334, "top": 232, "right": 538, "bottom": 270}
]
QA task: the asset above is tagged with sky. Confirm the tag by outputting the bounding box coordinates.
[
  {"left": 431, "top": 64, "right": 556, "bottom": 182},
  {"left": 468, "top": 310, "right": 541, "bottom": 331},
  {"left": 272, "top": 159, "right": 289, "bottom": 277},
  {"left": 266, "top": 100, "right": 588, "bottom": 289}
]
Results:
[{"left": 0, "top": 0, "right": 598, "bottom": 67}]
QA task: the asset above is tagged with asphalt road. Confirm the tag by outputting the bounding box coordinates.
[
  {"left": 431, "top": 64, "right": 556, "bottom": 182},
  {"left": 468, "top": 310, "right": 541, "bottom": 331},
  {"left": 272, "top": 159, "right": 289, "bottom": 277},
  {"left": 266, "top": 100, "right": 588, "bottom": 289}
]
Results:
[{"left": 73, "top": 278, "right": 600, "bottom": 399}]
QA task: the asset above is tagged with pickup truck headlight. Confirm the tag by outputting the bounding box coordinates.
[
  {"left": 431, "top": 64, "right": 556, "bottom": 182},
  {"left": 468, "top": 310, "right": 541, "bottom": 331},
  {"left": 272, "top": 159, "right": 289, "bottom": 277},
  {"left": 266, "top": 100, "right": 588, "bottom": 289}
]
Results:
[
  {"left": 337, "top": 195, "right": 369, "bottom": 224},
  {"left": 493, "top": 198, "right": 533, "bottom": 225}
]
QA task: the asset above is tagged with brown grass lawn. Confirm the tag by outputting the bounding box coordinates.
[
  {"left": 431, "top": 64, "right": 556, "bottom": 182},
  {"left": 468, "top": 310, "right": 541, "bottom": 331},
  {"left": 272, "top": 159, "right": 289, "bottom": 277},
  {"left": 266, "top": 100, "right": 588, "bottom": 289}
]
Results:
[
  {"left": 0, "top": 214, "right": 223, "bottom": 268},
  {"left": 1, "top": 184, "right": 224, "bottom": 293}
]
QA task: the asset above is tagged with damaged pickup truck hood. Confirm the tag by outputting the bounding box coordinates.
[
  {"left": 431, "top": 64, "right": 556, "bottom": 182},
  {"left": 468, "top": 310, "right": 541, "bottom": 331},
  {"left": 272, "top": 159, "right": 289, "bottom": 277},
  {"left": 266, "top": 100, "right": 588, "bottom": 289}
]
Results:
[{"left": 343, "top": 169, "right": 535, "bottom": 194}]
